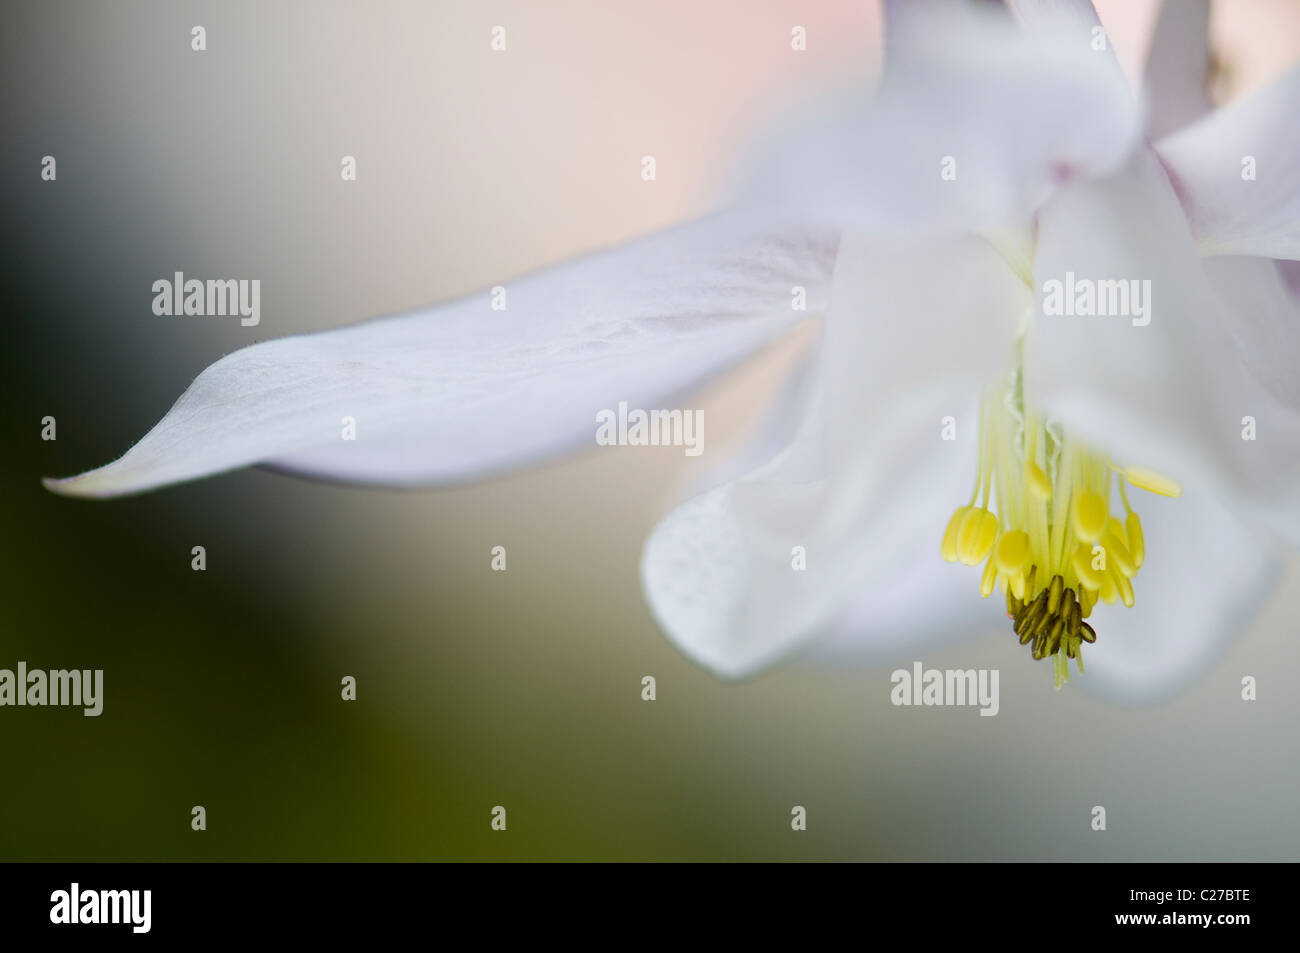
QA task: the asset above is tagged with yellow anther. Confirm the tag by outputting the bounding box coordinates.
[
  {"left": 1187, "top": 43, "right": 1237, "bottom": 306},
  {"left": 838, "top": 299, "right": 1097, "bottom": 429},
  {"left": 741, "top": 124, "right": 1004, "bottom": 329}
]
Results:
[
  {"left": 1070, "top": 489, "right": 1108, "bottom": 542},
  {"left": 1071, "top": 542, "right": 1104, "bottom": 591},
  {"left": 940, "top": 362, "right": 1180, "bottom": 681},
  {"left": 1125, "top": 511, "right": 1144, "bottom": 569},
  {"left": 1101, "top": 517, "right": 1136, "bottom": 579},
  {"left": 1112, "top": 565, "right": 1135, "bottom": 608},
  {"left": 1098, "top": 567, "right": 1118, "bottom": 605},
  {"left": 994, "top": 529, "right": 1031, "bottom": 577},
  {"left": 980, "top": 552, "right": 998, "bottom": 598},
  {"left": 1110, "top": 514, "right": 1130, "bottom": 548},
  {"left": 956, "top": 507, "right": 998, "bottom": 566},
  {"left": 1026, "top": 462, "right": 1052, "bottom": 500},
  {"left": 941, "top": 506, "right": 969, "bottom": 562},
  {"left": 1124, "top": 466, "right": 1182, "bottom": 498},
  {"left": 1079, "top": 585, "right": 1096, "bottom": 619}
]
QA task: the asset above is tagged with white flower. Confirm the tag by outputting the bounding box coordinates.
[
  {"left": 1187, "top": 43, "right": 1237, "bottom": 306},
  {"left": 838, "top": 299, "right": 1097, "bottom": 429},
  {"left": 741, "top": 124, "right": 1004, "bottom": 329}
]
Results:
[{"left": 46, "top": 1, "right": 1300, "bottom": 702}]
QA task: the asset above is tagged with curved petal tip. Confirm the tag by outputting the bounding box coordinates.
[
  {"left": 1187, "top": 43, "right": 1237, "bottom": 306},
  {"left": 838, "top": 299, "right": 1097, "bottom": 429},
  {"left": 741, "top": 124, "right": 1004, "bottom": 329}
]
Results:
[{"left": 42, "top": 467, "right": 147, "bottom": 500}]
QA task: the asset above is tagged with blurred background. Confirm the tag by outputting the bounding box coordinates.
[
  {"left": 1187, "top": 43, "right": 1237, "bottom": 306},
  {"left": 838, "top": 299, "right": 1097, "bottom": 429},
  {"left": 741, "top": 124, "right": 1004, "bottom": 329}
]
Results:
[{"left": 2, "top": 0, "right": 1298, "bottom": 860}]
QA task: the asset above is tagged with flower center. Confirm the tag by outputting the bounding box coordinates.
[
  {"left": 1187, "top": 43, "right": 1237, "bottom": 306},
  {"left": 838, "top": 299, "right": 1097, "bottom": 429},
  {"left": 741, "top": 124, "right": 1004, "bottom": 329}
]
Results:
[{"left": 940, "top": 345, "right": 1181, "bottom": 688}]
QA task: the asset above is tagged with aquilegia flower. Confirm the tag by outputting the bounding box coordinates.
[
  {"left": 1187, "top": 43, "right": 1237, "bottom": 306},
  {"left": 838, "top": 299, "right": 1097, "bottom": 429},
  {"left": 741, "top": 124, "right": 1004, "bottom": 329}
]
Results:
[{"left": 46, "top": 1, "right": 1299, "bottom": 702}]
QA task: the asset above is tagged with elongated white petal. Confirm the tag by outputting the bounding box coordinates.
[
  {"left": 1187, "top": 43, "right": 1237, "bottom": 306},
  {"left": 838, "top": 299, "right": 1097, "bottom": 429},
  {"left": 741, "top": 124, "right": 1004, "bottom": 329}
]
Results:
[
  {"left": 676, "top": 340, "right": 820, "bottom": 502},
  {"left": 1144, "top": 0, "right": 1211, "bottom": 140},
  {"left": 640, "top": 233, "right": 1029, "bottom": 678},
  {"left": 882, "top": 0, "right": 1008, "bottom": 51},
  {"left": 1281, "top": 258, "right": 1300, "bottom": 303},
  {"left": 1080, "top": 484, "right": 1280, "bottom": 704},
  {"left": 1012, "top": 0, "right": 1125, "bottom": 76},
  {"left": 801, "top": 442, "right": 1008, "bottom": 667},
  {"left": 1157, "top": 65, "right": 1300, "bottom": 259},
  {"left": 1200, "top": 254, "right": 1300, "bottom": 411},
  {"left": 1028, "top": 149, "right": 1300, "bottom": 548},
  {"left": 44, "top": 217, "right": 837, "bottom": 497},
  {"left": 732, "top": 0, "right": 1141, "bottom": 239},
  {"left": 1013, "top": 0, "right": 1106, "bottom": 37}
]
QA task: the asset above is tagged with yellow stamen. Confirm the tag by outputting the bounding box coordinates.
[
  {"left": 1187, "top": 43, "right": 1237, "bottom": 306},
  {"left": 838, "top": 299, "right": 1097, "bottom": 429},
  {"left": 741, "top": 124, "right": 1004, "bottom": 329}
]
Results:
[
  {"left": 1124, "top": 466, "right": 1182, "bottom": 498},
  {"left": 1112, "top": 564, "right": 1135, "bottom": 608},
  {"left": 941, "top": 344, "right": 1177, "bottom": 685},
  {"left": 1126, "top": 511, "right": 1145, "bottom": 569},
  {"left": 1101, "top": 517, "right": 1136, "bottom": 579},
  {"left": 1079, "top": 586, "right": 1096, "bottom": 619},
  {"left": 1071, "top": 542, "right": 1105, "bottom": 591},
  {"left": 1070, "top": 489, "right": 1108, "bottom": 543},
  {"left": 956, "top": 507, "right": 998, "bottom": 566},
  {"left": 980, "top": 552, "right": 999, "bottom": 598},
  {"left": 1026, "top": 462, "right": 1052, "bottom": 500},
  {"left": 995, "top": 529, "right": 1032, "bottom": 577},
  {"left": 941, "top": 506, "right": 969, "bottom": 563}
]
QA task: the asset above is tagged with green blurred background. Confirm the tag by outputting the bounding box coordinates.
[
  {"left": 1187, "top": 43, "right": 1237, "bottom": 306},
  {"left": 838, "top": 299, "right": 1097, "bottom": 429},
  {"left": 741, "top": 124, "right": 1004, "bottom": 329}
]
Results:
[{"left": 3, "top": 0, "right": 1298, "bottom": 861}]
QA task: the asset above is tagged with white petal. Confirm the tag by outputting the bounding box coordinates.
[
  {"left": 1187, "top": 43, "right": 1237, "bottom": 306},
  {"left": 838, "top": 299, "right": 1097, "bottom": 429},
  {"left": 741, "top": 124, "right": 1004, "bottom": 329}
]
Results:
[
  {"left": 1012, "top": 0, "right": 1126, "bottom": 77},
  {"left": 640, "top": 233, "right": 1029, "bottom": 678},
  {"left": 1028, "top": 149, "right": 1300, "bottom": 548},
  {"left": 1282, "top": 258, "right": 1300, "bottom": 299},
  {"left": 1200, "top": 254, "right": 1300, "bottom": 411},
  {"left": 882, "top": 0, "right": 1006, "bottom": 50},
  {"left": 801, "top": 427, "right": 1009, "bottom": 668},
  {"left": 731, "top": 0, "right": 1142, "bottom": 239},
  {"left": 675, "top": 340, "right": 820, "bottom": 502},
  {"left": 1157, "top": 65, "right": 1300, "bottom": 259},
  {"left": 1078, "top": 484, "right": 1280, "bottom": 704},
  {"left": 45, "top": 217, "right": 837, "bottom": 498},
  {"left": 1143, "top": 0, "right": 1211, "bottom": 140},
  {"left": 1012, "top": 0, "right": 1106, "bottom": 37}
]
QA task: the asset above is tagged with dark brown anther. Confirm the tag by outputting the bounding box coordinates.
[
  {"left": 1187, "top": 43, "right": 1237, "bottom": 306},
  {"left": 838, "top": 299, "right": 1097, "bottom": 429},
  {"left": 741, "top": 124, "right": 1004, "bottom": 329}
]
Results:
[
  {"left": 1046, "top": 617, "right": 1065, "bottom": 656},
  {"left": 1008, "top": 570, "right": 1098, "bottom": 665},
  {"left": 1030, "top": 606, "right": 1054, "bottom": 641},
  {"left": 1015, "top": 590, "right": 1047, "bottom": 636},
  {"left": 1067, "top": 598, "right": 1082, "bottom": 638},
  {"left": 1047, "top": 574, "right": 1063, "bottom": 615},
  {"left": 1015, "top": 601, "right": 1039, "bottom": 638}
]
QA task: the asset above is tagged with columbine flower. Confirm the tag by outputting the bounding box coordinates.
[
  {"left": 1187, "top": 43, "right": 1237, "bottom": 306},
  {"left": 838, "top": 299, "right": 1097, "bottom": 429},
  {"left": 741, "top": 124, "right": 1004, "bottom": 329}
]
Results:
[{"left": 46, "top": 1, "right": 1299, "bottom": 701}]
